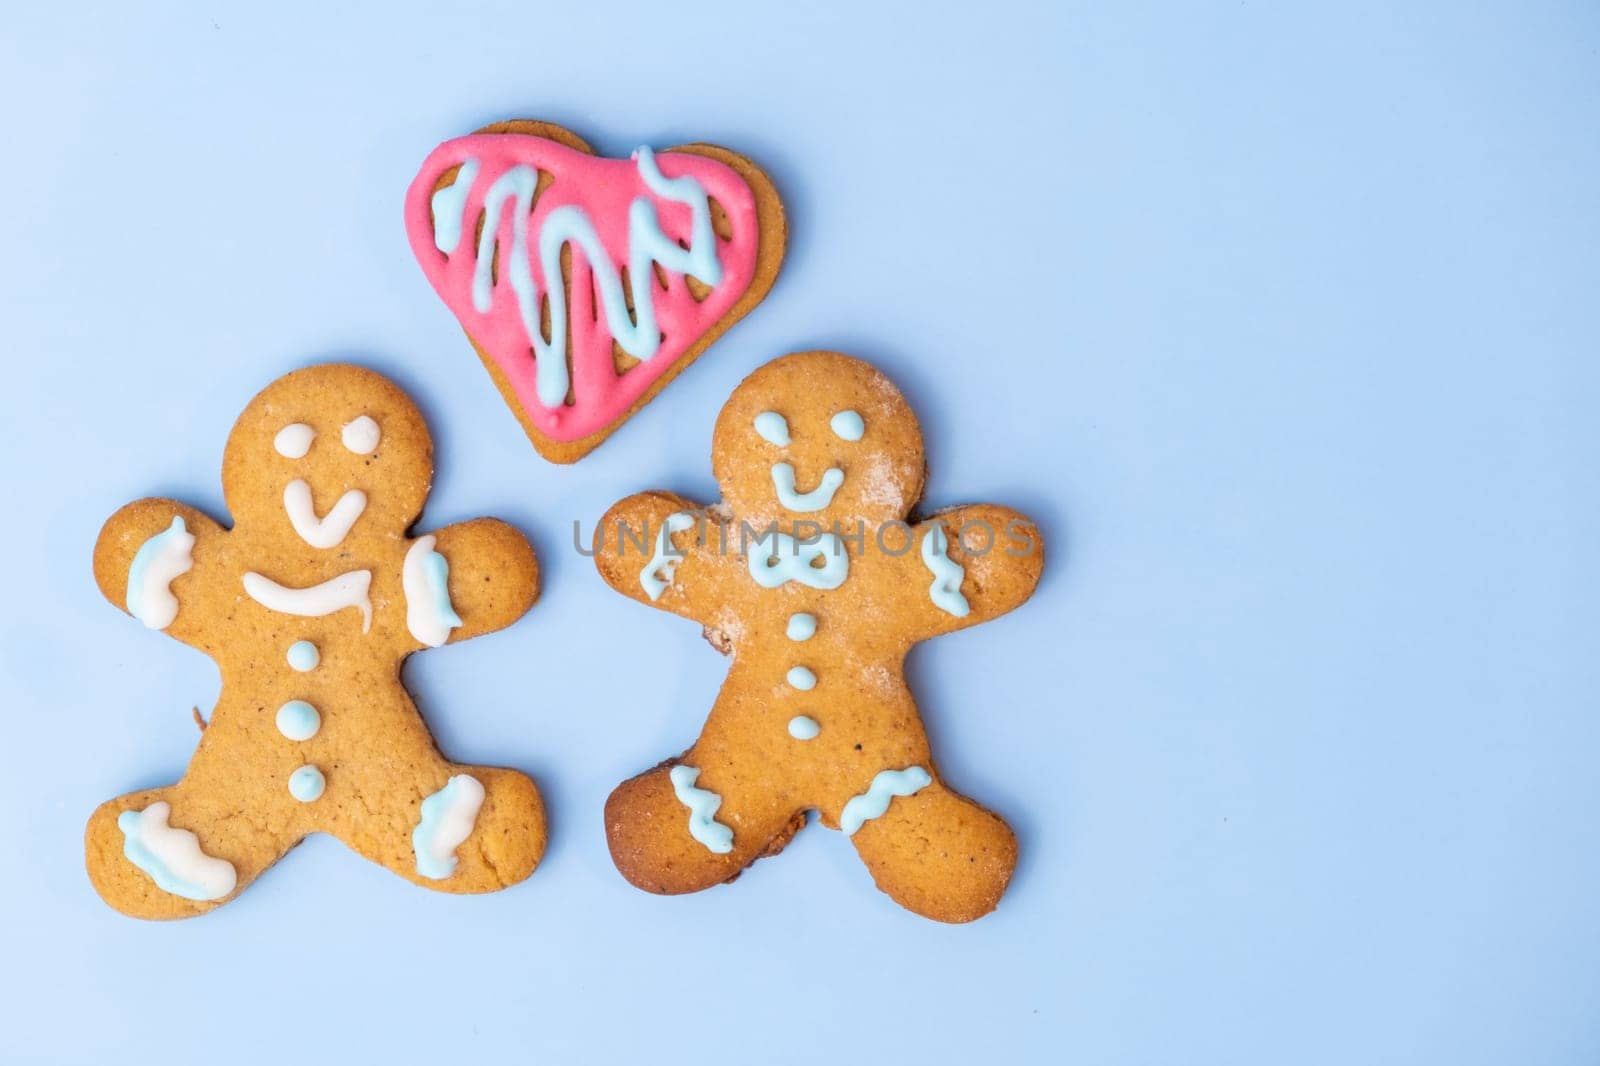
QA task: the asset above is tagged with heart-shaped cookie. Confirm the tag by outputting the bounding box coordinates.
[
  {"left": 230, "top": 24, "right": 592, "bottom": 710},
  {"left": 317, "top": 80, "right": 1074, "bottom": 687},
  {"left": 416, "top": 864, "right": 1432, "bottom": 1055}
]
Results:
[{"left": 405, "top": 120, "right": 786, "bottom": 463}]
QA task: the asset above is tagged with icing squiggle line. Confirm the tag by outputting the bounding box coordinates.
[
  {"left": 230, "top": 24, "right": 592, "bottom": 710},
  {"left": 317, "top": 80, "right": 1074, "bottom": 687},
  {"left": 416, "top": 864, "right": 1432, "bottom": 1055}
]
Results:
[
  {"left": 668, "top": 765, "right": 734, "bottom": 854},
  {"left": 640, "top": 512, "right": 697, "bottom": 601},
  {"left": 454, "top": 147, "right": 720, "bottom": 410},
  {"left": 403, "top": 535, "right": 463, "bottom": 647},
  {"left": 242, "top": 570, "right": 373, "bottom": 631},
  {"left": 920, "top": 525, "right": 971, "bottom": 618},
  {"left": 282, "top": 480, "right": 367, "bottom": 549},
  {"left": 430, "top": 159, "right": 479, "bottom": 253},
  {"left": 771, "top": 463, "right": 845, "bottom": 512},
  {"left": 413, "top": 774, "right": 486, "bottom": 880},
  {"left": 746, "top": 529, "right": 849, "bottom": 590},
  {"left": 125, "top": 516, "right": 195, "bottom": 630},
  {"left": 405, "top": 134, "right": 762, "bottom": 442},
  {"left": 840, "top": 767, "right": 933, "bottom": 836},
  {"left": 117, "top": 802, "right": 237, "bottom": 901}
]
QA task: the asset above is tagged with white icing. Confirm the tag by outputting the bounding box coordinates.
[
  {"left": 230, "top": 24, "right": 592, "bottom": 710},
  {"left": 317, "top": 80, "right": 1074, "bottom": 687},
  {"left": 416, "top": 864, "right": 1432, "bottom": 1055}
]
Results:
[
  {"left": 342, "top": 416, "right": 380, "bottom": 454},
  {"left": 242, "top": 570, "right": 372, "bottom": 631},
  {"left": 413, "top": 775, "right": 485, "bottom": 879},
  {"left": 117, "top": 802, "right": 237, "bottom": 900},
  {"left": 125, "top": 517, "right": 195, "bottom": 630},
  {"left": 402, "top": 535, "right": 463, "bottom": 648},
  {"left": 274, "top": 423, "right": 314, "bottom": 459},
  {"left": 282, "top": 479, "right": 367, "bottom": 549}
]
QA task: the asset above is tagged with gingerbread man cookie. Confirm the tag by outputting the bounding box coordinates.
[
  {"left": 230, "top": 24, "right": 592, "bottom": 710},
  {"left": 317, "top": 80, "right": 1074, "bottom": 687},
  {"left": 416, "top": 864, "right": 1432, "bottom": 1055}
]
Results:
[
  {"left": 404, "top": 119, "right": 786, "bottom": 464},
  {"left": 593, "top": 351, "right": 1045, "bottom": 922},
  {"left": 87, "top": 364, "right": 545, "bottom": 919}
]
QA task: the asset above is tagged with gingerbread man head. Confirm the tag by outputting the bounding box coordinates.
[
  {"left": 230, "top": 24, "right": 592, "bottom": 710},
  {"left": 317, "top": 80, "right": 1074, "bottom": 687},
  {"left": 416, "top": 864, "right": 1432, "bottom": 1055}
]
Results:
[
  {"left": 711, "top": 353, "right": 926, "bottom": 529},
  {"left": 219, "top": 364, "right": 435, "bottom": 543},
  {"left": 87, "top": 363, "right": 545, "bottom": 920}
]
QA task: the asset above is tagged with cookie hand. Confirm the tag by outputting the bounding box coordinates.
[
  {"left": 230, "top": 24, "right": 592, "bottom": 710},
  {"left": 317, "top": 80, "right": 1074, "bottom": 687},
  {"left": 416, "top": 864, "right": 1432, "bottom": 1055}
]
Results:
[
  {"left": 93, "top": 498, "right": 230, "bottom": 652},
  {"left": 401, "top": 518, "right": 539, "bottom": 650},
  {"left": 591, "top": 491, "right": 746, "bottom": 626},
  {"left": 890, "top": 505, "right": 1045, "bottom": 642}
]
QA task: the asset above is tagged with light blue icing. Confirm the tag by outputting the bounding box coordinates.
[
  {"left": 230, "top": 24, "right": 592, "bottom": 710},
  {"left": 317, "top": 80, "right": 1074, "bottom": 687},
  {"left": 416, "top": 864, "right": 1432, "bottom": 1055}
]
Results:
[
  {"left": 840, "top": 766, "right": 933, "bottom": 835},
  {"left": 830, "top": 409, "right": 865, "bottom": 441},
  {"left": 430, "top": 157, "right": 481, "bottom": 254},
  {"left": 468, "top": 147, "right": 721, "bottom": 410},
  {"left": 786, "top": 666, "right": 817, "bottom": 691},
  {"left": 920, "top": 524, "right": 971, "bottom": 618},
  {"left": 286, "top": 640, "right": 319, "bottom": 672},
  {"left": 753, "top": 411, "right": 790, "bottom": 446},
  {"left": 787, "top": 716, "right": 820, "bottom": 740},
  {"left": 287, "top": 765, "right": 326, "bottom": 803},
  {"left": 668, "top": 764, "right": 734, "bottom": 854},
  {"left": 771, "top": 463, "right": 845, "bottom": 512},
  {"left": 116, "top": 809, "right": 232, "bottom": 901},
  {"left": 125, "top": 516, "right": 192, "bottom": 628},
  {"left": 275, "top": 700, "right": 321, "bottom": 742},
  {"left": 747, "top": 530, "right": 849, "bottom": 590},
  {"left": 640, "top": 511, "right": 698, "bottom": 600},
  {"left": 420, "top": 548, "right": 464, "bottom": 632},
  {"left": 413, "top": 776, "right": 483, "bottom": 879},
  {"left": 786, "top": 613, "right": 816, "bottom": 641}
]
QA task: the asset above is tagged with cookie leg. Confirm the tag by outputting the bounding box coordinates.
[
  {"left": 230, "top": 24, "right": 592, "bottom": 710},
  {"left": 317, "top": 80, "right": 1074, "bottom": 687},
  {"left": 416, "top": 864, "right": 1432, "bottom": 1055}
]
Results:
[
  {"left": 846, "top": 778, "right": 1018, "bottom": 923},
  {"left": 331, "top": 762, "right": 547, "bottom": 894},
  {"left": 85, "top": 785, "right": 288, "bottom": 921},
  {"left": 605, "top": 759, "right": 807, "bottom": 895}
]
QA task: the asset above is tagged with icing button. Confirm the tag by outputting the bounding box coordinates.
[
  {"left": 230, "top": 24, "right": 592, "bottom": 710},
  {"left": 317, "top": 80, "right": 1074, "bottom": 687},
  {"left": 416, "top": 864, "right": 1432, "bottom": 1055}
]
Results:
[
  {"left": 286, "top": 640, "right": 319, "bottom": 672},
  {"left": 287, "top": 765, "right": 326, "bottom": 803},
  {"left": 275, "top": 700, "right": 321, "bottom": 742},
  {"left": 788, "top": 716, "right": 820, "bottom": 741}
]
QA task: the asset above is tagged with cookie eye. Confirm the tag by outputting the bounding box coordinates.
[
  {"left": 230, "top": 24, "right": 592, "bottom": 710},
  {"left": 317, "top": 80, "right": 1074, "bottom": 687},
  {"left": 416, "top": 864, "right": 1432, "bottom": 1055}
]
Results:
[
  {"left": 342, "top": 415, "right": 381, "bottom": 455},
  {"left": 753, "top": 411, "right": 790, "bottom": 446},
  {"left": 830, "top": 410, "right": 865, "bottom": 441},
  {"left": 274, "top": 423, "right": 314, "bottom": 459}
]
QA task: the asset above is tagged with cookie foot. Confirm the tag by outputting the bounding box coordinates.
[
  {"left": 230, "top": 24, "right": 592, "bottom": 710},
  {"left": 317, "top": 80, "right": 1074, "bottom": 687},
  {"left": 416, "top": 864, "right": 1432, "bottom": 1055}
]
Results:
[
  {"left": 605, "top": 761, "right": 805, "bottom": 895},
  {"left": 848, "top": 779, "right": 1017, "bottom": 923},
  {"left": 86, "top": 788, "right": 249, "bottom": 921},
  {"left": 339, "top": 765, "right": 546, "bottom": 893}
]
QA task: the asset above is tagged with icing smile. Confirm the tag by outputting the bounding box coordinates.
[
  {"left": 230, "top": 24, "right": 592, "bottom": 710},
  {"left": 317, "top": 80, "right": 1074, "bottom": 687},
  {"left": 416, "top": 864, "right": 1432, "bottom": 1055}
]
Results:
[
  {"left": 771, "top": 462, "right": 844, "bottom": 512},
  {"left": 283, "top": 479, "right": 367, "bottom": 549}
]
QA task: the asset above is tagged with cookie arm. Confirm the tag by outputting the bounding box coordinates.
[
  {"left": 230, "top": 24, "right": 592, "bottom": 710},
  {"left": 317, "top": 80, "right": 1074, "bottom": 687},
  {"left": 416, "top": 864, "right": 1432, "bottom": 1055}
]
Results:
[
  {"left": 886, "top": 505, "right": 1045, "bottom": 642},
  {"left": 592, "top": 491, "right": 740, "bottom": 626},
  {"left": 416, "top": 518, "right": 539, "bottom": 646},
  {"left": 93, "top": 498, "right": 230, "bottom": 652}
]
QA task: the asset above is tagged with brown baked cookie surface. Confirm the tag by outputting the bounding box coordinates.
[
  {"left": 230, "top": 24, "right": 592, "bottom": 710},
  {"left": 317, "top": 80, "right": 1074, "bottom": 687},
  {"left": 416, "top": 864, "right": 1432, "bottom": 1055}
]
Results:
[
  {"left": 88, "top": 363, "right": 545, "bottom": 920},
  {"left": 593, "top": 351, "right": 1045, "bottom": 923},
  {"left": 405, "top": 119, "right": 787, "bottom": 464}
]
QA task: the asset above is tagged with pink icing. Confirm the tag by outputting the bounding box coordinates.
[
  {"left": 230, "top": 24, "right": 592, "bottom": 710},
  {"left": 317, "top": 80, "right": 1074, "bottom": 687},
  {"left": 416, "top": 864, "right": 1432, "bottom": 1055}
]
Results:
[{"left": 404, "top": 133, "right": 761, "bottom": 443}]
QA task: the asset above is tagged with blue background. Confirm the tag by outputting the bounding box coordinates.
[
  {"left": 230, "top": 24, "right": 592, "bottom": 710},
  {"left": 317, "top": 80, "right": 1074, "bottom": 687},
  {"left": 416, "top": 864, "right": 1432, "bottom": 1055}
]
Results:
[{"left": 2, "top": 1, "right": 1597, "bottom": 1062}]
